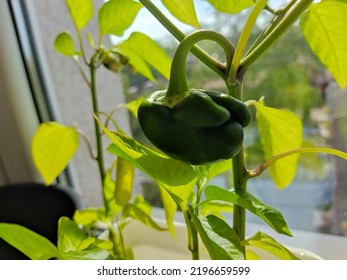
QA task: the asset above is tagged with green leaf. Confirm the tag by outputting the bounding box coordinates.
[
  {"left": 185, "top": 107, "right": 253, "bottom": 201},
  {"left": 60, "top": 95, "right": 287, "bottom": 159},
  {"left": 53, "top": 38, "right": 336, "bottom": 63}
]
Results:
[
  {"left": 158, "top": 186, "right": 179, "bottom": 236},
  {"left": 245, "top": 231, "right": 299, "bottom": 260},
  {"left": 254, "top": 101, "right": 303, "bottom": 188},
  {"left": 204, "top": 160, "right": 232, "bottom": 182},
  {"left": 97, "top": 118, "right": 197, "bottom": 235},
  {"left": 121, "top": 47, "right": 155, "bottom": 81},
  {"left": 124, "top": 195, "right": 167, "bottom": 231},
  {"left": 66, "top": 0, "right": 93, "bottom": 30},
  {"left": 61, "top": 247, "right": 110, "bottom": 260},
  {"left": 118, "top": 32, "right": 171, "bottom": 80},
  {"left": 300, "top": 0, "right": 347, "bottom": 89},
  {"left": 103, "top": 169, "right": 121, "bottom": 214},
  {"left": 207, "top": 0, "right": 254, "bottom": 14},
  {"left": 57, "top": 217, "right": 88, "bottom": 252},
  {"left": 162, "top": 0, "right": 200, "bottom": 28},
  {"left": 115, "top": 158, "right": 134, "bottom": 207},
  {"left": 73, "top": 208, "right": 107, "bottom": 230},
  {"left": 107, "top": 137, "right": 196, "bottom": 199},
  {"left": 54, "top": 32, "right": 76, "bottom": 56},
  {"left": 0, "top": 223, "right": 60, "bottom": 260},
  {"left": 200, "top": 200, "right": 234, "bottom": 219},
  {"left": 32, "top": 122, "right": 79, "bottom": 185},
  {"left": 101, "top": 129, "right": 197, "bottom": 188},
  {"left": 204, "top": 186, "right": 292, "bottom": 236},
  {"left": 124, "top": 97, "right": 144, "bottom": 118},
  {"left": 98, "top": 0, "right": 142, "bottom": 36},
  {"left": 191, "top": 214, "right": 244, "bottom": 260},
  {"left": 57, "top": 217, "right": 111, "bottom": 260}
]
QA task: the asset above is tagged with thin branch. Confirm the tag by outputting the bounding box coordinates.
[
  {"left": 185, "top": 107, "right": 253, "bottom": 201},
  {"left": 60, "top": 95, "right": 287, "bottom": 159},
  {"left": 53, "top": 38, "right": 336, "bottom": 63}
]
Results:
[
  {"left": 248, "top": 147, "right": 347, "bottom": 178},
  {"left": 76, "top": 128, "right": 97, "bottom": 160},
  {"left": 73, "top": 56, "right": 91, "bottom": 87}
]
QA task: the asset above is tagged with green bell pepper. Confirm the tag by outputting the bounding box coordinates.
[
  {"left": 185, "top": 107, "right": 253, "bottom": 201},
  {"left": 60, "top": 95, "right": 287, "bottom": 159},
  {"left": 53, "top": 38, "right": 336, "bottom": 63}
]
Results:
[{"left": 138, "top": 30, "right": 251, "bottom": 165}]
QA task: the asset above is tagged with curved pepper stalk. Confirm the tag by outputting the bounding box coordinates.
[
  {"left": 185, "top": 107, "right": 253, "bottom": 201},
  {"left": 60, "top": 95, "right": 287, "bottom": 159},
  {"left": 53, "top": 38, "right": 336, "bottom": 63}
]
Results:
[{"left": 138, "top": 30, "right": 251, "bottom": 165}]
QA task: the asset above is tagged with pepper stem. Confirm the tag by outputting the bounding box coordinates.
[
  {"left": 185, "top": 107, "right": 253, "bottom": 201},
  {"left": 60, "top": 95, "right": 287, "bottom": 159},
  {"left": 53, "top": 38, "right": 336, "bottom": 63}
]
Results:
[{"left": 165, "top": 30, "right": 235, "bottom": 105}]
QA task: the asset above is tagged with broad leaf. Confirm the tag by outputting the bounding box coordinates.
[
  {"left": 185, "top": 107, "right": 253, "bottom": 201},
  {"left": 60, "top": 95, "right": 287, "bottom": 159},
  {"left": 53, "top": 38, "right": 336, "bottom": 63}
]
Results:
[
  {"left": 195, "top": 160, "right": 232, "bottom": 188},
  {"left": 191, "top": 214, "right": 244, "bottom": 260},
  {"left": 61, "top": 247, "right": 110, "bottom": 260},
  {"left": 57, "top": 217, "right": 112, "bottom": 260},
  {"left": 204, "top": 160, "right": 232, "bottom": 182},
  {"left": 66, "top": 0, "right": 93, "bottom": 30},
  {"left": 99, "top": 124, "right": 197, "bottom": 188},
  {"left": 300, "top": 0, "right": 347, "bottom": 89},
  {"left": 245, "top": 231, "right": 299, "bottom": 260},
  {"left": 97, "top": 119, "right": 197, "bottom": 234},
  {"left": 32, "top": 122, "right": 79, "bottom": 185},
  {"left": 207, "top": 0, "right": 254, "bottom": 14},
  {"left": 58, "top": 217, "right": 89, "bottom": 252},
  {"left": 200, "top": 200, "right": 234, "bottom": 219},
  {"left": 54, "top": 32, "right": 76, "bottom": 56},
  {"left": 162, "top": 0, "right": 200, "bottom": 28},
  {"left": 103, "top": 169, "right": 121, "bottom": 214},
  {"left": 124, "top": 195, "right": 167, "bottom": 231},
  {"left": 99, "top": 0, "right": 142, "bottom": 36},
  {"left": 120, "top": 47, "right": 155, "bottom": 81},
  {"left": 254, "top": 101, "right": 303, "bottom": 188},
  {"left": 204, "top": 186, "right": 292, "bottom": 236},
  {"left": 108, "top": 136, "right": 196, "bottom": 200},
  {"left": 124, "top": 97, "right": 144, "bottom": 118},
  {"left": 0, "top": 223, "right": 60, "bottom": 260},
  {"left": 158, "top": 186, "right": 179, "bottom": 236},
  {"left": 115, "top": 158, "right": 134, "bottom": 207},
  {"left": 73, "top": 208, "right": 108, "bottom": 230},
  {"left": 118, "top": 32, "right": 171, "bottom": 80}
]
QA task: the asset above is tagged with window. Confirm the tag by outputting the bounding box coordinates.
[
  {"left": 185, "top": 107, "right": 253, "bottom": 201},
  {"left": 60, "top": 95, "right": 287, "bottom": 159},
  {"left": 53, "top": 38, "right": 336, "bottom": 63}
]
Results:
[{"left": 1, "top": 0, "right": 346, "bottom": 238}]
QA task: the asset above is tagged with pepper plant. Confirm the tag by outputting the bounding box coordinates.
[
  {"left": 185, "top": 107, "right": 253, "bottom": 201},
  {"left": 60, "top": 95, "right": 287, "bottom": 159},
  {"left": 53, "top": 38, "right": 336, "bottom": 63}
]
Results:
[{"left": 1, "top": 0, "right": 347, "bottom": 260}]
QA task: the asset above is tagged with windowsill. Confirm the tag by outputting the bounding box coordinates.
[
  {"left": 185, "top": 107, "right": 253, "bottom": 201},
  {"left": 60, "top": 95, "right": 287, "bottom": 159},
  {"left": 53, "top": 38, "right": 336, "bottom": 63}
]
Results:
[
  {"left": 151, "top": 207, "right": 347, "bottom": 260},
  {"left": 246, "top": 223, "right": 347, "bottom": 260}
]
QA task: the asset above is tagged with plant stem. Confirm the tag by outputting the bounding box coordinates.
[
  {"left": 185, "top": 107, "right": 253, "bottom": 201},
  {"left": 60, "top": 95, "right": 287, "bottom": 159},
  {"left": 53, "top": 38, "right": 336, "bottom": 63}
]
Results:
[
  {"left": 185, "top": 206, "right": 199, "bottom": 260},
  {"left": 232, "top": 150, "right": 248, "bottom": 255},
  {"left": 165, "top": 30, "right": 234, "bottom": 102},
  {"left": 249, "top": 147, "right": 347, "bottom": 178},
  {"left": 138, "top": 0, "right": 229, "bottom": 79},
  {"left": 228, "top": 80, "right": 248, "bottom": 257},
  {"left": 244, "top": 0, "right": 297, "bottom": 57},
  {"left": 240, "top": 0, "right": 313, "bottom": 75},
  {"left": 90, "top": 54, "right": 108, "bottom": 213},
  {"left": 229, "top": 0, "right": 267, "bottom": 83}
]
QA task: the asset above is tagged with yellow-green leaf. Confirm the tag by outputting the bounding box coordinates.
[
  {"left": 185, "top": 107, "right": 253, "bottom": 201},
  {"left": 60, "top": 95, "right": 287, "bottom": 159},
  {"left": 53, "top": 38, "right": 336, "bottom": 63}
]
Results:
[
  {"left": 207, "top": 0, "right": 254, "bottom": 14},
  {"left": 54, "top": 32, "right": 76, "bottom": 56},
  {"left": 254, "top": 102, "right": 303, "bottom": 188},
  {"left": 73, "top": 208, "right": 107, "bottom": 230},
  {"left": 124, "top": 97, "right": 144, "bottom": 118},
  {"left": 103, "top": 169, "right": 122, "bottom": 215},
  {"left": 162, "top": 0, "right": 200, "bottom": 28},
  {"left": 119, "top": 47, "right": 155, "bottom": 81},
  {"left": 119, "top": 32, "right": 171, "bottom": 80},
  {"left": 204, "top": 186, "right": 292, "bottom": 236},
  {"left": 98, "top": 0, "right": 142, "bottom": 36},
  {"left": 66, "top": 0, "right": 93, "bottom": 30},
  {"left": 32, "top": 122, "right": 79, "bottom": 185},
  {"left": 96, "top": 117, "right": 197, "bottom": 235},
  {"left": 0, "top": 223, "right": 60, "bottom": 260},
  {"left": 191, "top": 214, "right": 244, "bottom": 260},
  {"left": 300, "top": 0, "right": 347, "bottom": 89},
  {"left": 124, "top": 195, "right": 167, "bottom": 231},
  {"left": 115, "top": 157, "right": 134, "bottom": 207},
  {"left": 245, "top": 231, "right": 299, "bottom": 260}
]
